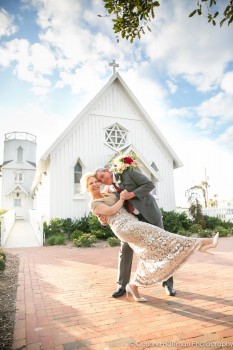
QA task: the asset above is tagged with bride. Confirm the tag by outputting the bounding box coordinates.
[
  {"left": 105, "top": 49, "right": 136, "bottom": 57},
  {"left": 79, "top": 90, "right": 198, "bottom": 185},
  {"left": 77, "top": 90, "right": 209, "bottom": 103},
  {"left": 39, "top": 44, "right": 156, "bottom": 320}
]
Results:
[{"left": 81, "top": 172, "right": 219, "bottom": 302}]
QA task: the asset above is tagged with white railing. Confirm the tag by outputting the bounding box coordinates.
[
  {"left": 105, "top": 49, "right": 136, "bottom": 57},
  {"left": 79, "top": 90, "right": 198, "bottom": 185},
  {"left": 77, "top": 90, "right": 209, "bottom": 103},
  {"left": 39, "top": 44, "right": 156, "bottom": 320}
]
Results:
[
  {"left": 202, "top": 207, "right": 233, "bottom": 222},
  {"left": 176, "top": 207, "right": 233, "bottom": 223},
  {"left": 29, "top": 210, "right": 44, "bottom": 246},
  {"left": 0, "top": 209, "right": 16, "bottom": 246}
]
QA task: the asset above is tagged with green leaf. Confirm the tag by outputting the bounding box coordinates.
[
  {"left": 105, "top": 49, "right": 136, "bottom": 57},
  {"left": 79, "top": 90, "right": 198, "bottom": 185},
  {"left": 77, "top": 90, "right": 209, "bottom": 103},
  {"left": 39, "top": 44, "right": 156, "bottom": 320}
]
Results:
[
  {"left": 189, "top": 9, "right": 197, "bottom": 18},
  {"left": 220, "top": 18, "right": 227, "bottom": 27},
  {"left": 228, "top": 15, "right": 233, "bottom": 27}
]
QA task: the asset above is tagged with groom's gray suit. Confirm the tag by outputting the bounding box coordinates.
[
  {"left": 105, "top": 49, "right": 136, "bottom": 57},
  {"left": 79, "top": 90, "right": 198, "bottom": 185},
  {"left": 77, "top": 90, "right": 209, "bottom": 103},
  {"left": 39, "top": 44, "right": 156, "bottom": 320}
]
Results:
[{"left": 114, "top": 168, "right": 174, "bottom": 290}]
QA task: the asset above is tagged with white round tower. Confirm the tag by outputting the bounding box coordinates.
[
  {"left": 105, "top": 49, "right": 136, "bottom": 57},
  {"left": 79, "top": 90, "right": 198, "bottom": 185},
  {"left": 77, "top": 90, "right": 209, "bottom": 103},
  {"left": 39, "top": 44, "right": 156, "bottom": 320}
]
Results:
[{"left": 1, "top": 132, "right": 37, "bottom": 219}]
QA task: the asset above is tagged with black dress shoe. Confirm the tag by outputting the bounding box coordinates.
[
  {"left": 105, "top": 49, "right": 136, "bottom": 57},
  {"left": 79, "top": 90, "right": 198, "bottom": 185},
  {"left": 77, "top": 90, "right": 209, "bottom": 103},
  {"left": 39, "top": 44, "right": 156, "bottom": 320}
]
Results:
[
  {"left": 112, "top": 287, "right": 126, "bottom": 298},
  {"left": 162, "top": 282, "right": 176, "bottom": 296}
]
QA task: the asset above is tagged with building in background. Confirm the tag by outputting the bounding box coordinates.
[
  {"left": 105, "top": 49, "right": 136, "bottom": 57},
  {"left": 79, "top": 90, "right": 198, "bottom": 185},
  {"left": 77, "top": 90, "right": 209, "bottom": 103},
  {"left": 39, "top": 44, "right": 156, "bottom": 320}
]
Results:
[
  {"left": 31, "top": 72, "right": 182, "bottom": 221},
  {"left": 1, "top": 132, "right": 37, "bottom": 220}
]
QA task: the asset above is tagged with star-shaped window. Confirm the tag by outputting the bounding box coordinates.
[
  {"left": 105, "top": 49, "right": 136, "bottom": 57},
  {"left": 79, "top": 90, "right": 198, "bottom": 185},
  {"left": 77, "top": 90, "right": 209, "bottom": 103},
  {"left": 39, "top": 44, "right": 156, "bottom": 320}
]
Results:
[{"left": 105, "top": 123, "right": 128, "bottom": 150}]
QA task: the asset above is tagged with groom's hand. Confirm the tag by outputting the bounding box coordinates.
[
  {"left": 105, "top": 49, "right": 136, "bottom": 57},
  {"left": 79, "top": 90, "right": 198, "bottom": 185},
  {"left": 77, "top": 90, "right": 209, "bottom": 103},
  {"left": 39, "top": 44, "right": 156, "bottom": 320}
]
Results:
[{"left": 120, "top": 189, "right": 135, "bottom": 200}]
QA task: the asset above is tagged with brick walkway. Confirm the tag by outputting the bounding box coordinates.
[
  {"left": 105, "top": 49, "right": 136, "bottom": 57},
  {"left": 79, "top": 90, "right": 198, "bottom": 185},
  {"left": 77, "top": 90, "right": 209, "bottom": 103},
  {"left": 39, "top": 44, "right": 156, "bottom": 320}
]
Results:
[{"left": 6, "top": 236, "right": 233, "bottom": 350}]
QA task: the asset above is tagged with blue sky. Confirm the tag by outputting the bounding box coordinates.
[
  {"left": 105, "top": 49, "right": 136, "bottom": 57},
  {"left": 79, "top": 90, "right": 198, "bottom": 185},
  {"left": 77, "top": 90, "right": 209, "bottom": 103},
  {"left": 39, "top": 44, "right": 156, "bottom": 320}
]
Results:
[{"left": 0, "top": 0, "right": 233, "bottom": 207}]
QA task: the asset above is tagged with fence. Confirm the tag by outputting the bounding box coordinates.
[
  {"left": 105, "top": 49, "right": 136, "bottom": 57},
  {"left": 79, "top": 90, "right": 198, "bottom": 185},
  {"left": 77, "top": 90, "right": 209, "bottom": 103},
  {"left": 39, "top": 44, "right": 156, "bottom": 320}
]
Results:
[
  {"left": 0, "top": 209, "right": 16, "bottom": 246},
  {"left": 29, "top": 209, "right": 44, "bottom": 246},
  {"left": 202, "top": 207, "right": 233, "bottom": 222},
  {"left": 176, "top": 207, "right": 233, "bottom": 223}
]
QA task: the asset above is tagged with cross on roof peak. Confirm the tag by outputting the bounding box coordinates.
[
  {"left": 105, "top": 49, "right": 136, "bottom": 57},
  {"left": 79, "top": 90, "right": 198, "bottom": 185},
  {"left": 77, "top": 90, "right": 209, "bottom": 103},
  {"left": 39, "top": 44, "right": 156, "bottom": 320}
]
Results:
[{"left": 109, "top": 59, "right": 119, "bottom": 74}]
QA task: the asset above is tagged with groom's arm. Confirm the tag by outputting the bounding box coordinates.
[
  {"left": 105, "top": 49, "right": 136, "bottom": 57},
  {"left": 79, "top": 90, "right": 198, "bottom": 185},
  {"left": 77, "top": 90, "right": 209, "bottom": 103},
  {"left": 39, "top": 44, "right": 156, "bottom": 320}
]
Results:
[{"left": 122, "top": 169, "right": 154, "bottom": 200}]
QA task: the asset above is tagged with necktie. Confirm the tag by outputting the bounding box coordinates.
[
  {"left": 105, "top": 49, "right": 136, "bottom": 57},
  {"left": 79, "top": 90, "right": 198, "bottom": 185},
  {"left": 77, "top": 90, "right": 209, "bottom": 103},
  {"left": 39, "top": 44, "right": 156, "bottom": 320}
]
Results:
[
  {"left": 113, "top": 183, "right": 122, "bottom": 193},
  {"left": 113, "top": 183, "right": 135, "bottom": 214}
]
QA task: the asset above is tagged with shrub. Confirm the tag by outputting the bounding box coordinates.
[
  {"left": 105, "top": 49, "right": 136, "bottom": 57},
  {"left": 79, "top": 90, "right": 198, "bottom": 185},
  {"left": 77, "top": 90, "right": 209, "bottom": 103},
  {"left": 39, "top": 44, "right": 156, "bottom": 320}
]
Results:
[
  {"left": 91, "top": 228, "right": 113, "bottom": 239},
  {"left": 61, "top": 218, "right": 75, "bottom": 239},
  {"left": 197, "top": 230, "right": 213, "bottom": 238},
  {"left": 0, "top": 248, "right": 6, "bottom": 271},
  {"left": 178, "top": 211, "right": 193, "bottom": 230},
  {"left": 43, "top": 218, "right": 64, "bottom": 238},
  {"left": 189, "top": 224, "right": 203, "bottom": 233},
  {"left": 0, "top": 209, "right": 7, "bottom": 216},
  {"left": 176, "top": 228, "right": 193, "bottom": 237},
  {"left": 215, "top": 226, "right": 230, "bottom": 237},
  {"left": 72, "top": 216, "right": 90, "bottom": 233},
  {"left": 47, "top": 234, "right": 65, "bottom": 245},
  {"left": 88, "top": 213, "right": 102, "bottom": 231},
  {"left": 161, "top": 210, "right": 182, "bottom": 233},
  {"left": 72, "top": 234, "right": 97, "bottom": 247},
  {"left": 0, "top": 255, "right": 6, "bottom": 271},
  {"left": 203, "top": 215, "right": 225, "bottom": 230},
  {"left": 0, "top": 248, "right": 6, "bottom": 261},
  {"left": 107, "top": 237, "right": 121, "bottom": 246},
  {"left": 70, "top": 230, "right": 84, "bottom": 241}
]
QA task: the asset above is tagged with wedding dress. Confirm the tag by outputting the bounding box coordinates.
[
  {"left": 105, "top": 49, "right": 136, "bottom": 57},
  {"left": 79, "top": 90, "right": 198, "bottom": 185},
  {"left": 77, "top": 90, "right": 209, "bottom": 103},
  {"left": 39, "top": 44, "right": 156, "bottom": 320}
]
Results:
[{"left": 90, "top": 193, "right": 203, "bottom": 286}]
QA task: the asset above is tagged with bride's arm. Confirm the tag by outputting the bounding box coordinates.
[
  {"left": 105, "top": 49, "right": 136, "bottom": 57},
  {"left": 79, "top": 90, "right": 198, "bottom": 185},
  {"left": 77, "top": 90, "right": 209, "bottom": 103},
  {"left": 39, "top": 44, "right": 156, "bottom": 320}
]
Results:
[{"left": 93, "top": 198, "right": 124, "bottom": 216}]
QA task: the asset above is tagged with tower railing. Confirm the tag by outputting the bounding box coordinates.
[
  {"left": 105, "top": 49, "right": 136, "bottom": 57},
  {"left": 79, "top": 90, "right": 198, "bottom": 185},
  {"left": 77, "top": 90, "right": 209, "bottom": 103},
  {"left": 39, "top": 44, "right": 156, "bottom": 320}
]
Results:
[{"left": 5, "top": 132, "right": 37, "bottom": 143}]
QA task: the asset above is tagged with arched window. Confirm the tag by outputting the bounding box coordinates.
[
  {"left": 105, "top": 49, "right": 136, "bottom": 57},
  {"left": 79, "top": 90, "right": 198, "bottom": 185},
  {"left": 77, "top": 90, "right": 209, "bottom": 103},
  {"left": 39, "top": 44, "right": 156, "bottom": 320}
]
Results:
[
  {"left": 151, "top": 161, "right": 159, "bottom": 172},
  {"left": 151, "top": 162, "right": 159, "bottom": 197},
  {"left": 105, "top": 123, "right": 128, "bottom": 150},
  {"left": 74, "top": 160, "right": 82, "bottom": 195},
  {"left": 17, "top": 146, "right": 23, "bottom": 162}
]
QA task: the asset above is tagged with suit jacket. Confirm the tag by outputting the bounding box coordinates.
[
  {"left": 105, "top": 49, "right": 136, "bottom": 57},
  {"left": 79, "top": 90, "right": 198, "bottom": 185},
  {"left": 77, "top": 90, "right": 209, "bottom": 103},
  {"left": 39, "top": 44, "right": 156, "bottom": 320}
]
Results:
[{"left": 115, "top": 169, "right": 163, "bottom": 228}]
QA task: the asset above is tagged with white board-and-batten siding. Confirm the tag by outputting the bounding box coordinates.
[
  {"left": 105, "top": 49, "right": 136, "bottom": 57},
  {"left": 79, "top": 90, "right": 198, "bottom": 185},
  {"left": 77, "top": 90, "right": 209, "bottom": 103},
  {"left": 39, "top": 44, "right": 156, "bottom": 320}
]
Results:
[{"left": 32, "top": 73, "right": 182, "bottom": 221}]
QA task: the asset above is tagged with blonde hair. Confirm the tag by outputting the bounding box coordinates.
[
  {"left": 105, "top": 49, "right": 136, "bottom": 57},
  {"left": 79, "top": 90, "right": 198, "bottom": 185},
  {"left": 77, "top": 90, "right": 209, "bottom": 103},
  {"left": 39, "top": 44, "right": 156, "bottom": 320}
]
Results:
[{"left": 80, "top": 172, "right": 96, "bottom": 192}]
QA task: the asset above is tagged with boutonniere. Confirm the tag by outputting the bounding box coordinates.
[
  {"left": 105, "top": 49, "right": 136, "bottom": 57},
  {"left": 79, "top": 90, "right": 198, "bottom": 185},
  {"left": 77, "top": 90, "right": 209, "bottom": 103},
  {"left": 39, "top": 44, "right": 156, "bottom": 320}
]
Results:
[{"left": 109, "top": 152, "right": 139, "bottom": 175}]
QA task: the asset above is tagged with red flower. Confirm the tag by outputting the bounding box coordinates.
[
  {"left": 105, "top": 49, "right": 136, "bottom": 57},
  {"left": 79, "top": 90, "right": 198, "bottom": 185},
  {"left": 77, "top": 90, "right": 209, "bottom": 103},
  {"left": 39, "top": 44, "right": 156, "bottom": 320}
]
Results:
[{"left": 123, "top": 157, "right": 134, "bottom": 164}]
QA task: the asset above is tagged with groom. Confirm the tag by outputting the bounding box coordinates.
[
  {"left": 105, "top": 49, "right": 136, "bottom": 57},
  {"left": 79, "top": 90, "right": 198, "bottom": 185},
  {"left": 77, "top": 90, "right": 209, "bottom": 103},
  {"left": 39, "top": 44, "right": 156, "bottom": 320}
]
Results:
[{"left": 95, "top": 166, "right": 176, "bottom": 297}]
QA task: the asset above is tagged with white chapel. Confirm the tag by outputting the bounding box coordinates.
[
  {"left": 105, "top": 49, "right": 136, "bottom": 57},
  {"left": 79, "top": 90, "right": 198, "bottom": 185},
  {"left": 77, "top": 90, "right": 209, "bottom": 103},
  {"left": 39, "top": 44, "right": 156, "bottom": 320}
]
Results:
[{"left": 30, "top": 70, "right": 183, "bottom": 222}]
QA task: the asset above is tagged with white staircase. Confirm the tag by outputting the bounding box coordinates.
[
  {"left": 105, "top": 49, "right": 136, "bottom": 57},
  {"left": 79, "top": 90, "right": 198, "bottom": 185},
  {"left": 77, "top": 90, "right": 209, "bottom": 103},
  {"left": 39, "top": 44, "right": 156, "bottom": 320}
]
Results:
[{"left": 4, "top": 220, "right": 41, "bottom": 248}]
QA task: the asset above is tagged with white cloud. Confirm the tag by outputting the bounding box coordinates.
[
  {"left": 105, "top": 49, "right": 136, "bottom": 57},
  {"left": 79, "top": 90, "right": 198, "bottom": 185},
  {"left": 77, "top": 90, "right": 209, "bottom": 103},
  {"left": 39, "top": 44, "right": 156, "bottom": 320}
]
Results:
[
  {"left": 221, "top": 71, "right": 233, "bottom": 95},
  {"left": 0, "top": 8, "right": 18, "bottom": 37},
  {"left": 122, "top": 66, "right": 168, "bottom": 120},
  {"left": 169, "top": 91, "right": 233, "bottom": 135},
  {"left": 142, "top": 0, "right": 233, "bottom": 92},
  {"left": 217, "top": 125, "right": 233, "bottom": 146},
  {"left": 197, "top": 92, "right": 233, "bottom": 120},
  {"left": 166, "top": 80, "right": 177, "bottom": 94},
  {"left": 0, "top": 39, "right": 55, "bottom": 93}
]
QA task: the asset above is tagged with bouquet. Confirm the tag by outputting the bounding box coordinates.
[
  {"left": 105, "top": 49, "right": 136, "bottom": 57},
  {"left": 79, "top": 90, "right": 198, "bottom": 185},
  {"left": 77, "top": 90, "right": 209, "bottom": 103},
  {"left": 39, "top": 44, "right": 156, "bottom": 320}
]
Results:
[{"left": 109, "top": 152, "right": 139, "bottom": 174}]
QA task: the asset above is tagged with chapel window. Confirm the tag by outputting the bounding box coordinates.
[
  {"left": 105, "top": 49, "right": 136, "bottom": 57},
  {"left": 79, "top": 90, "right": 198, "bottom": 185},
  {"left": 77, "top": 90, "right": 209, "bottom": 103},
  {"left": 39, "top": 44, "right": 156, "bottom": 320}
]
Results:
[
  {"left": 150, "top": 175, "right": 158, "bottom": 196},
  {"left": 14, "top": 172, "right": 23, "bottom": 183},
  {"left": 17, "top": 146, "right": 23, "bottom": 162},
  {"left": 151, "top": 161, "right": 159, "bottom": 172},
  {"left": 74, "top": 160, "right": 82, "bottom": 195},
  {"left": 14, "top": 199, "right": 21, "bottom": 207},
  {"left": 105, "top": 123, "right": 128, "bottom": 150},
  {"left": 150, "top": 162, "right": 159, "bottom": 196}
]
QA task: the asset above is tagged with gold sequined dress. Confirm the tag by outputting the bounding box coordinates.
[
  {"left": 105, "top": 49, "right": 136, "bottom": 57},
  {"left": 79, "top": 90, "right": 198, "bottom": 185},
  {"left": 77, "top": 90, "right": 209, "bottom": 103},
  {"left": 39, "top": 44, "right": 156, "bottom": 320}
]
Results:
[{"left": 90, "top": 193, "right": 203, "bottom": 287}]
